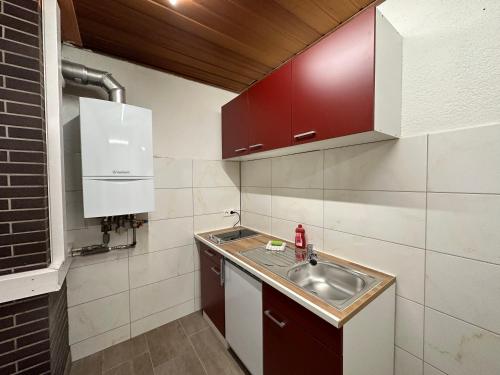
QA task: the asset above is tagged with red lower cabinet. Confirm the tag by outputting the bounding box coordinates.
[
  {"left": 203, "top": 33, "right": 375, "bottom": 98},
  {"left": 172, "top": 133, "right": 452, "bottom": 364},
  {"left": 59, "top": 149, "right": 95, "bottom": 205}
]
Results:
[
  {"left": 200, "top": 244, "right": 225, "bottom": 336},
  {"left": 263, "top": 284, "right": 342, "bottom": 375}
]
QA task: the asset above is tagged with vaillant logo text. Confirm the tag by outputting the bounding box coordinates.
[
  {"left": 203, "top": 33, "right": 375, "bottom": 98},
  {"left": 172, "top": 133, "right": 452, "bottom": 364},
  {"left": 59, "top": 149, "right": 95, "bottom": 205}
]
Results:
[{"left": 113, "top": 170, "right": 130, "bottom": 174}]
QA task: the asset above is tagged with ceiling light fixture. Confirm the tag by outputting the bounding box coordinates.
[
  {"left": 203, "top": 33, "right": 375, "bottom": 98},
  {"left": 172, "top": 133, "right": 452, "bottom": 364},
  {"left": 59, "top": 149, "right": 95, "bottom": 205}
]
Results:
[{"left": 169, "top": 0, "right": 177, "bottom": 5}]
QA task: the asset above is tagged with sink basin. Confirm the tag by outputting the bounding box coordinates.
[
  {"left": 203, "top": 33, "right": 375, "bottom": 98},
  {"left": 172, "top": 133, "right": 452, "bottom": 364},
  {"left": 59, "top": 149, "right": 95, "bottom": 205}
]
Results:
[{"left": 287, "top": 261, "right": 378, "bottom": 310}]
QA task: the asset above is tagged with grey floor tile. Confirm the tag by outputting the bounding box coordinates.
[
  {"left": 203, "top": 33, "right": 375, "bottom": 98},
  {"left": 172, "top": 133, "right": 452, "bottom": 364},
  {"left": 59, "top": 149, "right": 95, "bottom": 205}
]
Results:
[
  {"left": 103, "top": 361, "right": 133, "bottom": 375},
  {"left": 179, "top": 311, "right": 209, "bottom": 336},
  {"left": 190, "top": 328, "right": 244, "bottom": 375},
  {"left": 130, "top": 335, "right": 149, "bottom": 357},
  {"left": 153, "top": 348, "right": 206, "bottom": 375},
  {"left": 145, "top": 321, "right": 191, "bottom": 367},
  {"left": 70, "top": 352, "right": 103, "bottom": 375},
  {"left": 102, "top": 340, "right": 134, "bottom": 372},
  {"left": 132, "top": 352, "right": 154, "bottom": 375}
]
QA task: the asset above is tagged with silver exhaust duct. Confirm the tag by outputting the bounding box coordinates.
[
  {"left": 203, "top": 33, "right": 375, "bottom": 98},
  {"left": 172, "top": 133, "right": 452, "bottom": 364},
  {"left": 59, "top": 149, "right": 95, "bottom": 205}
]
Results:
[{"left": 61, "top": 60, "right": 126, "bottom": 103}]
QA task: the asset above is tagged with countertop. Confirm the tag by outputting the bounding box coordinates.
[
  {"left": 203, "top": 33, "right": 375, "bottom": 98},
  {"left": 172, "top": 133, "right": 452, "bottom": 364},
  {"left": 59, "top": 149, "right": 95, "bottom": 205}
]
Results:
[{"left": 194, "top": 226, "right": 395, "bottom": 328}]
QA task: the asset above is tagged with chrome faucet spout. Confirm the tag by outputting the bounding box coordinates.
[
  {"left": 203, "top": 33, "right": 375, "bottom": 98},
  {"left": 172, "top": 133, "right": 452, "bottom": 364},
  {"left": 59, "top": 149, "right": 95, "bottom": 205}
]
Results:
[{"left": 306, "top": 244, "right": 318, "bottom": 265}]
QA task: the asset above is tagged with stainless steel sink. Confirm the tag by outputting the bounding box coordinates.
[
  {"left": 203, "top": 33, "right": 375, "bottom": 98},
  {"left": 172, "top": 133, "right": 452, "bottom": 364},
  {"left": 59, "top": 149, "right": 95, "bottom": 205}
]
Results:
[
  {"left": 287, "top": 261, "right": 378, "bottom": 310},
  {"left": 241, "top": 246, "right": 380, "bottom": 311}
]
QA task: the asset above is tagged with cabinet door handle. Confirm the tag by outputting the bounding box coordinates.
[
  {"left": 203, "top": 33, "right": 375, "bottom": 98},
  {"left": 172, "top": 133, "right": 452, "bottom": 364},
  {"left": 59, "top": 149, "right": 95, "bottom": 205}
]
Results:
[
  {"left": 234, "top": 148, "right": 247, "bottom": 153},
  {"left": 220, "top": 258, "right": 225, "bottom": 287},
  {"left": 249, "top": 143, "right": 263, "bottom": 150},
  {"left": 204, "top": 249, "right": 214, "bottom": 257},
  {"left": 210, "top": 266, "right": 221, "bottom": 276},
  {"left": 264, "top": 309, "right": 286, "bottom": 328},
  {"left": 293, "top": 130, "right": 316, "bottom": 140}
]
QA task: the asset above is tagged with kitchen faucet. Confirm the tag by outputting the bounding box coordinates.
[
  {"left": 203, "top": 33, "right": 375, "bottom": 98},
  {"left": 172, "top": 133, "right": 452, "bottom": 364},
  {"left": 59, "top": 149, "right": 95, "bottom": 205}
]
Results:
[{"left": 306, "top": 244, "right": 318, "bottom": 265}]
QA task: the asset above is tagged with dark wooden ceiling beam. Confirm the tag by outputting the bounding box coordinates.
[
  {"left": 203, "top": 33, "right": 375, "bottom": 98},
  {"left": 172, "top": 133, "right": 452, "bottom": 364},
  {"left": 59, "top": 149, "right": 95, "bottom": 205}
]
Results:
[
  {"left": 78, "top": 17, "right": 256, "bottom": 86},
  {"left": 81, "top": 33, "right": 247, "bottom": 92},
  {"left": 57, "top": 0, "right": 82, "bottom": 46},
  {"left": 68, "top": 0, "right": 379, "bottom": 92},
  {"left": 76, "top": 0, "right": 267, "bottom": 80}
]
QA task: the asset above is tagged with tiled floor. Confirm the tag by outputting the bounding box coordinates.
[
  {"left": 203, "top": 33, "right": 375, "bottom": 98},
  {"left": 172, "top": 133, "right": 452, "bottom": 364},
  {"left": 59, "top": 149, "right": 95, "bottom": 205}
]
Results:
[{"left": 70, "top": 311, "right": 246, "bottom": 375}]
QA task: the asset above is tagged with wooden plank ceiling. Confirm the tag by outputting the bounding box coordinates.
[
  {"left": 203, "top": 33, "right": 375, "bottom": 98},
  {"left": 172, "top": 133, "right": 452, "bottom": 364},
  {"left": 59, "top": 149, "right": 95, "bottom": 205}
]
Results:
[{"left": 68, "top": 0, "right": 377, "bottom": 93}]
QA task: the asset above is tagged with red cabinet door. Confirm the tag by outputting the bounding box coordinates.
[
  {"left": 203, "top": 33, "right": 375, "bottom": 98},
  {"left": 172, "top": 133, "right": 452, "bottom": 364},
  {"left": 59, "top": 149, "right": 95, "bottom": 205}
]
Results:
[
  {"left": 263, "top": 284, "right": 342, "bottom": 375},
  {"left": 222, "top": 92, "right": 249, "bottom": 159},
  {"left": 247, "top": 62, "right": 292, "bottom": 153},
  {"left": 200, "top": 248, "right": 225, "bottom": 336},
  {"left": 291, "top": 7, "right": 375, "bottom": 145}
]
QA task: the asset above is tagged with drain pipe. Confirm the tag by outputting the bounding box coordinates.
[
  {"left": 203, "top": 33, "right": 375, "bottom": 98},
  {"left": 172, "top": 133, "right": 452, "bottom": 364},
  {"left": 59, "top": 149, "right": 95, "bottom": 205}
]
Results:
[{"left": 61, "top": 60, "right": 126, "bottom": 103}]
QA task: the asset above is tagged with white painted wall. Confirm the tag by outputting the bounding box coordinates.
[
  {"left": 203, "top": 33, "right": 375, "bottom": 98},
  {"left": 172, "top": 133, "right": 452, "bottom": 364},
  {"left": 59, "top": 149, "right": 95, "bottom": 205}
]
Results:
[
  {"left": 379, "top": 0, "right": 500, "bottom": 136},
  {"left": 61, "top": 46, "right": 240, "bottom": 360}
]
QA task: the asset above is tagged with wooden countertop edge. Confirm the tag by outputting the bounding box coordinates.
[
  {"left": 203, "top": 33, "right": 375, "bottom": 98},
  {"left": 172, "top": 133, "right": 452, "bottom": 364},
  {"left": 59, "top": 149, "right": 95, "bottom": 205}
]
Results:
[{"left": 194, "top": 227, "right": 396, "bottom": 328}]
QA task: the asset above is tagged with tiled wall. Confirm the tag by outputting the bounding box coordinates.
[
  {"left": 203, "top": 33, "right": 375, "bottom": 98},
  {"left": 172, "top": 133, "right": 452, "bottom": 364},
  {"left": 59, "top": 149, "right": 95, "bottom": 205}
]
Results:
[
  {"left": 0, "top": 0, "right": 50, "bottom": 275},
  {"left": 241, "top": 124, "right": 500, "bottom": 375},
  {"left": 0, "top": 282, "right": 70, "bottom": 375},
  {"left": 64, "top": 157, "right": 240, "bottom": 360}
]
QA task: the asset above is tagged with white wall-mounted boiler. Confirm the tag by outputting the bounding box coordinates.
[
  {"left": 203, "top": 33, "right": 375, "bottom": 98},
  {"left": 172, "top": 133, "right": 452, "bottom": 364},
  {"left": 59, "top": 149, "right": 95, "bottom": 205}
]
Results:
[{"left": 79, "top": 97, "right": 154, "bottom": 218}]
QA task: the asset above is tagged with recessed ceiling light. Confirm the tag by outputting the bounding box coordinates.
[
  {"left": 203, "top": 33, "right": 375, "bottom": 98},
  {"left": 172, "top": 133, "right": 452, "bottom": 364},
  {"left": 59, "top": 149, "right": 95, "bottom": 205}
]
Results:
[{"left": 169, "top": 0, "right": 177, "bottom": 5}]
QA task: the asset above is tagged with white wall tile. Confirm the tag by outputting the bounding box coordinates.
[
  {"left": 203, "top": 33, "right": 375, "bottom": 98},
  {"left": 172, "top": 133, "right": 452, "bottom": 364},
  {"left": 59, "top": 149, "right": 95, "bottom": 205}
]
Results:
[
  {"left": 193, "top": 160, "right": 239, "bottom": 187},
  {"left": 427, "top": 193, "right": 500, "bottom": 265},
  {"left": 241, "top": 211, "right": 272, "bottom": 235},
  {"left": 194, "top": 269, "right": 200, "bottom": 299},
  {"left": 272, "top": 151, "right": 323, "bottom": 188},
  {"left": 324, "top": 190, "right": 426, "bottom": 248},
  {"left": 70, "top": 324, "right": 130, "bottom": 361},
  {"left": 67, "top": 258, "right": 129, "bottom": 307},
  {"left": 193, "top": 186, "right": 240, "bottom": 215},
  {"left": 148, "top": 217, "right": 193, "bottom": 252},
  {"left": 70, "top": 249, "right": 129, "bottom": 270},
  {"left": 271, "top": 218, "right": 323, "bottom": 250},
  {"left": 130, "top": 272, "right": 194, "bottom": 321},
  {"left": 426, "top": 251, "right": 500, "bottom": 334},
  {"left": 64, "top": 152, "right": 82, "bottom": 191},
  {"left": 65, "top": 191, "right": 85, "bottom": 230},
  {"left": 395, "top": 347, "right": 423, "bottom": 375},
  {"left": 129, "top": 245, "right": 194, "bottom": 288},
  {"left": 425, "top": 308, "right": 500, "bottom": 375},
  {"left": 150, "top": 188, "right": 193, "bottom": 220},
  {"left": 241, "top": 187, "right": 271, "bottom": 216},
  {"left": 272, "top": 188, "right": 323, "bottom": 227},
  {"left": 396, "top": 297, "right": 424, "bottom": 358},
  {"left": 68, "top": 292, "right": 130, "bottom": 344},
  {"left": 424, "top": 363, "right": 447, "bottom": 375},
  {"left": 324, "top": 136, "right": 427, "bottom": 191},
  {"left": 131, "top": 300, "right": 195, "bottom": 337},
  {"left": 193, "top": 213, "right": 238, "bottom": 233},
  {"left": 241, "top": 159, "right": 271, "bottom": 187},
  {"left": 428, "top": 124, "right": 500, "bottom": 194},
  {"left": 324, "top": 229, "right": 425, "bottom": 303},
  {"left": 153, "top": 158, "right": 192, "bottom": 188}
]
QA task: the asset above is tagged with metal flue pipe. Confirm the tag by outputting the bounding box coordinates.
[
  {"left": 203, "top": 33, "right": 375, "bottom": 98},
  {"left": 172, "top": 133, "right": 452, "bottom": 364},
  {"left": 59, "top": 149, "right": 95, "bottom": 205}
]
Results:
[{"left": 61, "top": 60, "right": 126, "bottom": 103}]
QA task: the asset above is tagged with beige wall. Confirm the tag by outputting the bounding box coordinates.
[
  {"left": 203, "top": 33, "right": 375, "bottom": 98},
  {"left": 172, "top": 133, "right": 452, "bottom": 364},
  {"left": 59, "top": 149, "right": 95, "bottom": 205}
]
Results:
[
  {"left": 61, "top": 46, "right": 240, "bottom": 360},
  {"left": 241, "top": 124, "right": 500, "bottom": 375}
]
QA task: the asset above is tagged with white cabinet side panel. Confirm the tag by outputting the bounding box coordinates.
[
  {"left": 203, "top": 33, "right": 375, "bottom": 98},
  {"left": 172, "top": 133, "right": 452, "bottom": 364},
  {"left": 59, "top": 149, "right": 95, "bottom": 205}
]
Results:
[
  {"left": 374, "top": 9, "right": 402, "bottom": 137},
  {"left": 343, "top": 284, "right": 396, "bottom": 375}
]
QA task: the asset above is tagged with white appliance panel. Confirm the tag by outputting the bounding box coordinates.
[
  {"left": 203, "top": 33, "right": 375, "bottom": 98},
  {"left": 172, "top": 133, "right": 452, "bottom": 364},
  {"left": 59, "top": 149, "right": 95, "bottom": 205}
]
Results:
[
  {"left": 82, "top": 178, "right": 154, "bottom": 218},
  {"left": 80, "top": 97, "right": 153, "bottom": 178},
  {"left": 225, "top": 261, "right": 263, "bottom": 375}
]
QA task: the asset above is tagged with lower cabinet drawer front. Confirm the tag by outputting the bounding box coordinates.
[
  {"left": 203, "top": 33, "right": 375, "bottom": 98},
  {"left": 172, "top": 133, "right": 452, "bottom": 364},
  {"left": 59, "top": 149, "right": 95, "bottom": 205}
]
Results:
[
  {"left": 263, "top": 283, "right": 342, "bottom": 355},
  {"left": 200, "top": 243, "right": 223, "bottom": 266},
  {"left": 200, "top": 254, "right": 225, "bottom": 336}
]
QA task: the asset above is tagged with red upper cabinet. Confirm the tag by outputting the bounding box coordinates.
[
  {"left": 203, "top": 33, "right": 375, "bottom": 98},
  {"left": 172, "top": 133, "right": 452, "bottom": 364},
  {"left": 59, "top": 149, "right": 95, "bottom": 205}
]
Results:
[
  {"left": 291, "top": 7, "right": 376, "bottom": 144},
  {"left": 221, "top": 92, "right": 249, "bottom": 159},
  {"left": 247, "top": 62, "right": 292, "bottom": 153}
]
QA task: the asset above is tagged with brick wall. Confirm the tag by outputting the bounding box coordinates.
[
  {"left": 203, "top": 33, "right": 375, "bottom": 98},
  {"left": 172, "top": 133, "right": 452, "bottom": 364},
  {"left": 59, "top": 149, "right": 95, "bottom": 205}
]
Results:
[
  {"left": 0, "top": 1, "right": 71, "bottom": 374},
  {"left": 0, "top": 282, "right": 70, "bottom": 375},
  {"left": 0, "top": 0, "right": 50, "bottom": 275}
]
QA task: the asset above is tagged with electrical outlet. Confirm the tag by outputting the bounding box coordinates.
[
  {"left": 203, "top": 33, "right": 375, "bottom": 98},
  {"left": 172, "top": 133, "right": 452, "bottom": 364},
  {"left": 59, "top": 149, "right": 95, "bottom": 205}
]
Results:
[{"left": 224, "top": 209, "right": 236, "bottom": 217}]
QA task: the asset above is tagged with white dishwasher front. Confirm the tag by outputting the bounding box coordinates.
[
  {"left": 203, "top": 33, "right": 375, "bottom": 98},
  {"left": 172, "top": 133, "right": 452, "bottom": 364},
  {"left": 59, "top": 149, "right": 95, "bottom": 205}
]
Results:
[{"left": 225, "top": 260, "right": 263, "bottom": 375}]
